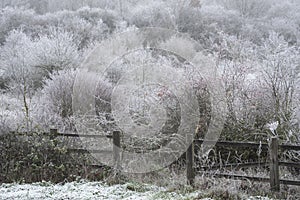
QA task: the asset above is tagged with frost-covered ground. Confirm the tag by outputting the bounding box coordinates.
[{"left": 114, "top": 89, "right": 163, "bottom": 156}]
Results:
[
  {"left": 0, "top": 181, "right": 272, "bottom": 200},
  {"left": 0, "top": 181, "right": 200, "bottom": 200}
]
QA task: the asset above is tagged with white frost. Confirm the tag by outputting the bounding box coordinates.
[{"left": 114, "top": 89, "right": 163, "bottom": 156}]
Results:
[{"left": 0, "top": 181, "right": 200, "bottom": 200}]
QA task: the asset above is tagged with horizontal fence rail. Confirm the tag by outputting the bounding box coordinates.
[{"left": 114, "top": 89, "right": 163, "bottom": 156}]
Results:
[
  {"left": 57, "top": 133, "right": 113, "bottom": 139},
  {"left": 67, "top": 149, "right": 113, "bottom": 154},
  {"left": 202, "top": 172, "right": 300, "bottom": 186},
  {"left": 199, "top": 162, "right": 269, "bottom": 170},
  {"left": 279, "top": 162, "right": 300, "bottom": 168},
  {"left": 196, "top": 139, "right": 300, "bottom": 151},
  {"left": 280, "top": 144, "right": 300, "bottom": 151},
  {"left": 13, "top": 131, "right": 113, "bottom": 139},
  {"left": 195, "top": 139, "right": 269, "bottom": 149},
  {"left": 204, "top": 172, "right": 270, "bottom": 182}
]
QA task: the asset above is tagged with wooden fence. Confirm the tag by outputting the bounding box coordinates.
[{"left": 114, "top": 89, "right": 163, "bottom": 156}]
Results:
[
  {"left": 14, "top": 129, "right": 121, "bottom": 169},
  {"left": 11, "top": 129, "right": 300, "bottom": 191},
  {"left": 49, "top": 129, "right": 122, "bottom": 169},
  {"left": 187, "top": 137, "right": 300, "bottom": 191}
]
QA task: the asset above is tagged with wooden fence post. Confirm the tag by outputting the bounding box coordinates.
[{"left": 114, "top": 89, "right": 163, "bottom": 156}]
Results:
[
  {"left": 113, "top": 131, "right": 121, "bottom": 171},
  {"left": 186, "top": 141, "right": 195, "bottom": 186},
  {"left": 269, "top": 136, "right": 280, "bottom": 191},
  {"left": 50, "top": 128, "right": 58, "bottom": 140}
]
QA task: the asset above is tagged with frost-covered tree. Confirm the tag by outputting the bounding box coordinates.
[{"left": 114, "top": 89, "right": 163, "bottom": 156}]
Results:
[
  {"left": 0, "top": 7, "right": 117, "bottom": 49},
  {"left": 258, "top": 32, "right": 300, "bottom": 141},
  {"left": 34, "top": 27, "right": 81, "bottom": 74},
  {"left": 266, "top": 0, "right": 300, "bottom": 45},
  {"left": 1, "top": 28, "right": 81, "bottom": 88},
  {"left": 0, "top": 27, "right": 82, "bottom": 130},
  {"left": 213, "top": 33, "right": 261, "bottom": 140},
  {"left": 0, "top": 7, "right": 35, "bottom": 44},
  {"left": 0, "top": 30, "right": 38, "bottom": 130},
  {"left": 0, "top": 0, "right": 299, "bottom": 145},
  {"left": 213, "top": 31, "right": 300, "bottom": 142},
  {"left": 127, "top": 1, "right": 174, "bottom": 29}
]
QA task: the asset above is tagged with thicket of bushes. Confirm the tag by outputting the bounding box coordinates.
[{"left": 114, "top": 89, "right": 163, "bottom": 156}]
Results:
[
  {"left": 0, "top": 131, "right": 110, "bottom": 183},
  {"left": 0, "top": 0, "right": 299, "bottom": 183}
]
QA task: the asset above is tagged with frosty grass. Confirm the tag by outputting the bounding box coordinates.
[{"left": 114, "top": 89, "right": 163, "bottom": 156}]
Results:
[{"left": 0, "top": 181, "right": 272, "bottom": 200}]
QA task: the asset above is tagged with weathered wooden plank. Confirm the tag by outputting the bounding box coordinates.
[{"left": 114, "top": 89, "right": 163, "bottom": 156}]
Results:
[
  {"left": 57, "top": 133, "right": 112, "bottom": 139},
  {"left": 67, "top": 149, "right": 112, "bottom": 154},
  {"left": 113, "top": 131, "right": 121, "bottom": 171},
  {"left": 200, "top": 162, "right": 268, "bottom": 170},
  {"left": 12, "top": 131, "right": 112, "bottom": 139},
  {"left": 269, "top": 137, "right": 280, "bottom": 191},
  {"left": 201, "top": 172, "right": 270, "bottom": 182},
  {"left": 195, "top": 139, "right": 269, "bottom": 149},
  {"left": 199, "top": 173, "right": 300, "bottom": 186},
  {"left": 280, "top": 179, "right": 300, "bottom": 186},
  {"left": 186, "top": 142, "right": 195, "bottom": 186},
  {"left": 279, "top": 162, "right": 300, "bottom": 168},
  {"left": 280, "top": 144, "right": 300, "bottom": 151},
  {"left": 196, "top": 139, "right": 300, "bottom": 151}
]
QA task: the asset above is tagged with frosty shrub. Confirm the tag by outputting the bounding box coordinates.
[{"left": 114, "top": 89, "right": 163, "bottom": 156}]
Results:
[
  {"left": 0, "top": 7, "right": 35, "bottom": 44},
  {"left": 0, "top": 28, "right": 80, "bottom": 90},
  {"left": 175, "top": 6, "right": 204, "bottom": 39},
  {"left": 35, "top": 69, "right": 77, "bottom": 131},
  {"left": 34, "top": 27, "right": 81, "bottom": 74},
  {"left": 40, "top": 7, "right": 114, "bottom": 48},
  {"left": 217, "top": 0, "right": 271, "bottom": 18},
  {"left": 76, "top": 7, "right": 119, "bottom": 33},
  {"left": 0, "top": 29, "right": 39, "bottom": 92},
  {"left": 0, "top": 28, "right": 81, "bottom": 132},
  {"left": 0, "top": 130, "right": 108, "bottom": 183},
  {"left": 258, "top": 32, "right": 300, "bottom": 141},
  {"left": 0, "top": 7, "right": 118, "bottom": 49},
  {"left": 46, "top": 0, "right": 120, "bottom": 13},
  {"left": 266, "top": 1, "right": 300, "bottom": 45},
  {"left": 213, "top": 31, "right": 300, "bottom": 143},
  {"left": 174, "top": 5, "right": 221, "bottom": 49},
  {"left": 92, "top": 48, "right": 211, "bottom": 152},
  {"left": 128, "top": 1, "right": 174, "bottom": 29},
  {"left": 0, "top": 95, "right": 24, "bottom": 135},
  {"left": 200, "top": 4, "right": 242, "bottom": 41},
  {"left": 0, "top": 29, "right": 39, "bottom": 131}
]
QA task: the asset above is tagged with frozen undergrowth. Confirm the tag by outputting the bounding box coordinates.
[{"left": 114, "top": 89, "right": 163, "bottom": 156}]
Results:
[{"left": 0, "top": 181, "right": 272, "bottom": 200}]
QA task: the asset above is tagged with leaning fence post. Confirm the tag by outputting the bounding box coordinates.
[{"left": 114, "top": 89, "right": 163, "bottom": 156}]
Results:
[
  {"left": 186, "top": 141, "right": 195, "bottom": 186},
  {"left": 113, "top": 130, "right": 121, "bottom": 172},
  {"left": 269, "top": 136, "right": 280, "bottom": 191}
]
